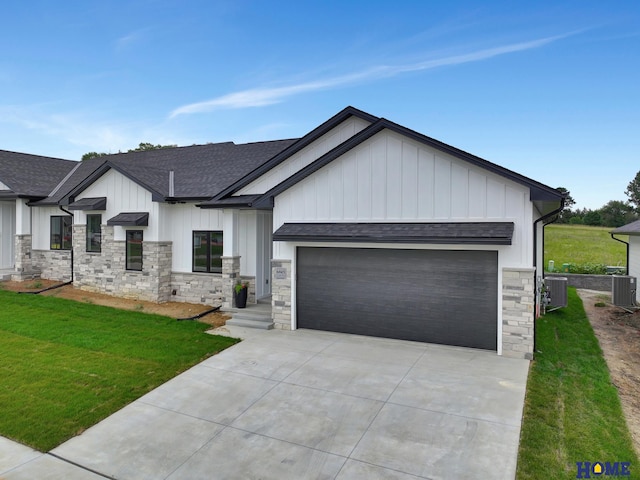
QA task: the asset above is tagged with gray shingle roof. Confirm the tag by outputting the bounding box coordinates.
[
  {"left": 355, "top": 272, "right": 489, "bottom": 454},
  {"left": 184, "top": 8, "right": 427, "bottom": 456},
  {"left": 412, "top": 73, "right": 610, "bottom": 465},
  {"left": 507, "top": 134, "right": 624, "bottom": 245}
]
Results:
[
  {"left": 37, "top": 139, "right": 298, "bottom": 204},
  {"left": 67, "top": 197, "right": 107, "bottom": 210},
  {"left": 611, "top": 220, "right": 640, "bottom": 235},
  {"left": 273, "top": 222, "right": 515, "bottom": 245},
  {"left": 107, "top": 212, "right": 149, "bottom": 226},
  {"left": 0, "top": 150, "right": 76, "bottom": 198}
]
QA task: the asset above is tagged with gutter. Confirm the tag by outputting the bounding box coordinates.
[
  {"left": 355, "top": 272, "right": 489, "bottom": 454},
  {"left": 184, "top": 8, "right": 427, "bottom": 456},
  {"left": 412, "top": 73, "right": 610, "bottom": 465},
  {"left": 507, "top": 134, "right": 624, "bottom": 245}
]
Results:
[{"left": 610, "top": 234, "right": 629, "bottom": 275}]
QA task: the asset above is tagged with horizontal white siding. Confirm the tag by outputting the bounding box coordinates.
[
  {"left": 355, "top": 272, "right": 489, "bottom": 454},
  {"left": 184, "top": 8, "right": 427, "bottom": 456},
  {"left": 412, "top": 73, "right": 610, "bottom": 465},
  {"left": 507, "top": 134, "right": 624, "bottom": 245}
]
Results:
[
  {"left": 161, "top": 203, "right": 224, "bottom": 272},
  {"left": 75, "top": 169, "right": 157, "bottom": 241},
  {"left": 0, "top": 180, "right": 10, "bottom": 190},
  {"left": 237, "top": 116, "right": 371, "bottom": 195},
  {"left": 273, "top": 129, "right": 533, "bottom": 267}
]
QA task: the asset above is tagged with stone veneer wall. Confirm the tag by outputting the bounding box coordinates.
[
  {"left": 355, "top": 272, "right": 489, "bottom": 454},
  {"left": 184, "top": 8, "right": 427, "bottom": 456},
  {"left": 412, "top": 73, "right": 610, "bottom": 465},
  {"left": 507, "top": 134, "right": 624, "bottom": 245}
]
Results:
[
  {"left": 74, "top": 225, "right": 172, "bottom": 303},
  {"left": 502, "top": 267, "right": 535, "bottom": 360},
  {"left": 32, "top": 249, "right": 72, "bottom": 282},
  {"left": 271, "top": 259, "right": 291, "bottom": 330},
  {"left": 12, "top": 234, "right": 40, "bottom": 280},
  {"left": 170, "top": 272, "right": 223, "bottom": 304}
]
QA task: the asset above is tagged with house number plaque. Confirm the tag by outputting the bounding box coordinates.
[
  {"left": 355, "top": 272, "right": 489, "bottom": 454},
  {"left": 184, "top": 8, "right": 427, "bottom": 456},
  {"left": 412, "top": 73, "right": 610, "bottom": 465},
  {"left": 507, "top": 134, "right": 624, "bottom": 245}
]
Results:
[{"left": 274, "top": 267, "right": 287, "bottom": 279}]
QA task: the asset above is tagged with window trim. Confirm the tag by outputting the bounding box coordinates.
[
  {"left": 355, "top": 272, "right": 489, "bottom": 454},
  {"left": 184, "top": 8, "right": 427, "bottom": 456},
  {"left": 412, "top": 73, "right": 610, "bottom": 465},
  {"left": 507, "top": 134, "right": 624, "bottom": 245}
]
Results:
[
  {"left": 86, "top": 214, "right": 102, "bottom": 253},
  {"left": 192, "top": 230, "right": 223, "bottom": 274},
  {"left": 126, "top": 230, "right": 143, "bottom": 271},
  {"left": 50, "top": 215, "right": 72, "bottom": 250}
]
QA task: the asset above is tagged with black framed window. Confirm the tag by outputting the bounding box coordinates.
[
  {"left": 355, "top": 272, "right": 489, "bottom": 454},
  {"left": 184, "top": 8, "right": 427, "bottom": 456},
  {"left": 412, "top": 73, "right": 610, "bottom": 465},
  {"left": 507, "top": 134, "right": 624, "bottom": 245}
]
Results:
[
  {"left": 126, "top": 230, "right": 143, "bottom": 271},
  {"left": 193, "top": 231, "right": 223, "bottom": 273},
  {"left": 50, "top": 216, "right": 72, "bottom": 250},
  {"left": 86, "top": 214, "right": 102, "bottom": 253}
]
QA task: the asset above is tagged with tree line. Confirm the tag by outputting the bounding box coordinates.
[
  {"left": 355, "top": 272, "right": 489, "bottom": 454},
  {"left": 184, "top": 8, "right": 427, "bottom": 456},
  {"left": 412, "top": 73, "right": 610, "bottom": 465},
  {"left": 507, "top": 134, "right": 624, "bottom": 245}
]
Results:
[
  {"left": 557, "top": 171, "right": 640, "bottom": 228},
  {"left": 82, "top": 142, "right": 177, "bottom": 161}
]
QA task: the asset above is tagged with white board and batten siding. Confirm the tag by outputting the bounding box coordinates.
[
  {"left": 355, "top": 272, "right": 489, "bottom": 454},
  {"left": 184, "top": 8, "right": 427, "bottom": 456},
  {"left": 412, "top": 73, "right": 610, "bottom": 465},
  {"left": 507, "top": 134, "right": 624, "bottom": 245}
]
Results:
[
  {"left": 75, "top": 169, "right": 158, "bottom": 241},
  {"left": 237, "top": 116, "right": 372, "bottom": 196},
  {"left": 273, "top": 129, "right": 533, "bottom": 267},
  {"left": 32, "top": 206, "right": 64, "bottom": 250},
  {"left": 0, "top": 201, "right": 15, "bottom": 268},
  {"left": 161, "top": 203, "right": 223, "bottom": 272}
]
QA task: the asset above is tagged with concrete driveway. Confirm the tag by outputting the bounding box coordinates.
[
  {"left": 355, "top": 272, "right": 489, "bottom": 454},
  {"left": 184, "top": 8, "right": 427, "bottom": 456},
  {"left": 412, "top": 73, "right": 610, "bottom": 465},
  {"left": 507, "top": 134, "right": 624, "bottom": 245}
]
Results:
[{"left": 2, "top": 327, "right": 529, "bottom": 480}]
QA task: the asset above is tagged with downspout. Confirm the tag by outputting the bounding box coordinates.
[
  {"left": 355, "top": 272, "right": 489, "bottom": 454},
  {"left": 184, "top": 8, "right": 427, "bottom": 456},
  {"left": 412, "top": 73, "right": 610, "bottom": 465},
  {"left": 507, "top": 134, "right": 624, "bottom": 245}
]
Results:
[
  {"left": 533, "top": 202, "right": 565, "bottom": 270},
  {"left": 532, "top": 199, "right": 565, "bottom": 355},
  {"left": 610, "top": 234, "right": 629, "bottom": 275},
  {"left": 59, "top": 205, "right": 74, "bottom": 282}
]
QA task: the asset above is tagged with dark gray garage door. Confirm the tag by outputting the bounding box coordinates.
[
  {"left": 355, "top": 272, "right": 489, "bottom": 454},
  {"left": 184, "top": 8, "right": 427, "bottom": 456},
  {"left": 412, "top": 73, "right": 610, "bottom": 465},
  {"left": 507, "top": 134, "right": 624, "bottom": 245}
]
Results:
[{"left": 296, "top": 247, "right": 497, "bottom": 350}]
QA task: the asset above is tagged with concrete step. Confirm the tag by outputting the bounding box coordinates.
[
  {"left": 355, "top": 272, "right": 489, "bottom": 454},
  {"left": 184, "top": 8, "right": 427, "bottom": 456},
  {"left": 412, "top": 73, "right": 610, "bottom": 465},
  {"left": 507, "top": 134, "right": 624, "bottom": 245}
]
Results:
[
  {"left": 224, "top": 302, "right": 274, "bottom": 330},
  {"left": 226, "top": 318, "right": 274, "bottom": 330}
]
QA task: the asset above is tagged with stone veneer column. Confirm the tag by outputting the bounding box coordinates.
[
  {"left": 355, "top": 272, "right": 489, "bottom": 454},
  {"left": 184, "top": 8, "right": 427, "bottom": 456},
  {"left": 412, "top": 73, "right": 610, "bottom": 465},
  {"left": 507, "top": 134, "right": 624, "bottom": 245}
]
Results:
[
  {"left": 143, "top": 241, "right": 173, "bottom": 303},
  {"left": 271, "top": 259, "right": 291, "bottom": 330},
  {"left": 221, "top": 256, "right": 240, "bottom": 308},
  {"left": 502, "top": 267, "right": 535, "bottom": 360},
  {"left": 12, "top": 234, "right": 38, "bottom": 280}
]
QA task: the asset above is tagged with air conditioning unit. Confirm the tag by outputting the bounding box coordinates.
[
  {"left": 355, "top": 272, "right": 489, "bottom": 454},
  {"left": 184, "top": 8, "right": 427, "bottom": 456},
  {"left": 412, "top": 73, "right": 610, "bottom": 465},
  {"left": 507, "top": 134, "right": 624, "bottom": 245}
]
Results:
[
  {"left": 612, "top": 275, "right": 637, "bottom": 308},
  {"left": 544, "top": 277, "right": 568, "bottom": 309}
]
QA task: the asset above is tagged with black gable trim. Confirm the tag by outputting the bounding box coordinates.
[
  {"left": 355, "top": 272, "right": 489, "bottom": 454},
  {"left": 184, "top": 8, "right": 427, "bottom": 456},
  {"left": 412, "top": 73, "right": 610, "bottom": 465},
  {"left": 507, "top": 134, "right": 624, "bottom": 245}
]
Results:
[
  {"left": 107, "top": 212, "right": 149, "bottom": 226},
  {"left": 252, "top": 120, "right": 387, "bottom": 208},
  {"left": 68, "top": 197, "right": 107, "bottom": 211},
  {"left": 206, "top": 106, "right": 379, "bottom": 203},
  {"left": 253, "top": 118, "right": 564, "bottom": 208},
  {"left": 273, "top": 222, "right": 515, "bottom": 245},
  {"left": 64, "top": 161, "right": 165, "bottom": 205}
]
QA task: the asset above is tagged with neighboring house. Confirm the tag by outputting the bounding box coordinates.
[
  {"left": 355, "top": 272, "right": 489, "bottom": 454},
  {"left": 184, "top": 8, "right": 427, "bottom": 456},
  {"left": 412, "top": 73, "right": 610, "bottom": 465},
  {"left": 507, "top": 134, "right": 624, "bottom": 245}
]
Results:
[
  {"left": 611, "top": 220, "right": 640, "bottom": 279},
  {"left": 0, "top": 151, "right": 76, "bottom": 273},
  {"left": 0, "top": 106, "right": 565, "bottom": 359}
]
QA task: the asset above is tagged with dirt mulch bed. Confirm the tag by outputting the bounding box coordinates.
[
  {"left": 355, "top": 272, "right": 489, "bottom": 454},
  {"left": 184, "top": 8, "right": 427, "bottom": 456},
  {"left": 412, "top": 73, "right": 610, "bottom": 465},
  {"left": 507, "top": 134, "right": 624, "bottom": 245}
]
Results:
[
  {"left": 578, "top": 289, "right": 640, "bottom": 455},
  {"left": 0, "top": 279, "right": 230, "bottom": 328}
]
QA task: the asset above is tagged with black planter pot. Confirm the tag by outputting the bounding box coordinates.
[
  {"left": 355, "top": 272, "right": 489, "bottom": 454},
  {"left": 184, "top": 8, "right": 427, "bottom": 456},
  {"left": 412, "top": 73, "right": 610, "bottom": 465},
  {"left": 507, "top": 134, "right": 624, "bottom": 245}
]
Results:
[{"left": 235, "top": 287, "right": 248, "bottom": 308}]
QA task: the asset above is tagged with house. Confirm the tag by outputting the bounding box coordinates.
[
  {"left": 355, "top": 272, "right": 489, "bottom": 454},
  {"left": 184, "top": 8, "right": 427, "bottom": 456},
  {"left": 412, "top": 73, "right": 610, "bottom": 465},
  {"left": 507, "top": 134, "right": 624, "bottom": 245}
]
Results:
[
  {"left": 0, "top": 151, "right": 76, "bottom": 276},
  {"left": 0, "top": 106, "right": 565, "bottom": 359},
  {"left": 611, "top": 220, "right": 640, "bottom": 281}
]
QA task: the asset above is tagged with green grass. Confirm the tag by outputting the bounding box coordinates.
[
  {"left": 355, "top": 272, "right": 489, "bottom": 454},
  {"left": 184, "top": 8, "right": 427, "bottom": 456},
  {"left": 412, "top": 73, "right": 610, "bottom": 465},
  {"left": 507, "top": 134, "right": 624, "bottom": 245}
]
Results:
[
  {"left": 0, "top": 290, "right": 238, "bottom": 451},
  {"left": 516, "top": 288, "right": 638, "bottom": 479},
  {"left": 544, "top": 224, "right": 626, "bottom": 272}
]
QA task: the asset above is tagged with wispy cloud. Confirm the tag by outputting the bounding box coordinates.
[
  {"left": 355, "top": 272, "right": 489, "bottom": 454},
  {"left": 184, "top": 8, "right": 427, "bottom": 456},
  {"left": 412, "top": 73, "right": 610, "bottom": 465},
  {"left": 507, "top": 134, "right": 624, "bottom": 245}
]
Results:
[
  {"left": 115, "top": 28, "right": 150, "bottom": 50},
  {"left": 169, "top": 32, "right": 574, "bottom": 118},
  {"left": 0, "top": 105, "right": 134, "bottom": 156}
]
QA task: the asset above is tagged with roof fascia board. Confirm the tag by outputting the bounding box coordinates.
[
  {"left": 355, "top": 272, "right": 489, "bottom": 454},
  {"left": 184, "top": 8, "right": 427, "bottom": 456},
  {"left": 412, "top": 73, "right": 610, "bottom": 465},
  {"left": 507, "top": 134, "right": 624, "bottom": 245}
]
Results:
[{"left": 210, "top": 106, "right": 379, "bottom": 202}]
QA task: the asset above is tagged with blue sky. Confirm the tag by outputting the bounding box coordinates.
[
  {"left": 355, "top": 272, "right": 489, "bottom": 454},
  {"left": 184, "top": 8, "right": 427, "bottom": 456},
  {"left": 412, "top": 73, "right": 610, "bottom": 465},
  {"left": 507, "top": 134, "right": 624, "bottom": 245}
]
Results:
[{"left": 1, "top": 1, "right": 638, "bottom": 209}]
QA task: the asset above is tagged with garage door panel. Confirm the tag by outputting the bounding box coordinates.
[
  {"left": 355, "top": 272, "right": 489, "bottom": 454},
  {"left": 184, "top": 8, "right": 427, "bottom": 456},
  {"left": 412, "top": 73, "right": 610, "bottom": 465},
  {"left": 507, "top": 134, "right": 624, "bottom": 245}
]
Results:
[{"left": 297, "top": 247, "right": 497, "bottom": 350}]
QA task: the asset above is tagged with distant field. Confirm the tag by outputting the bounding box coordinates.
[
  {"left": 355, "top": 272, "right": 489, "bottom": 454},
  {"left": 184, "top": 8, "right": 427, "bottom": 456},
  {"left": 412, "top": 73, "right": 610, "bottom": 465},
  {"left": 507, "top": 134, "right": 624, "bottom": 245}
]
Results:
[{"left": 544, "top": 224, "right": 626, "bottom": 272}]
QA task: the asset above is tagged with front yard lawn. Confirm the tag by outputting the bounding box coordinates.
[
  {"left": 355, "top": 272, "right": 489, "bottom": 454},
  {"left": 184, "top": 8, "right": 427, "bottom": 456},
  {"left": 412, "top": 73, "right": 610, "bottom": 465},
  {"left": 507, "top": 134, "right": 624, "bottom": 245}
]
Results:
[
  {"left": 0, "top": 289, "right": 238, "bottom": 452},
  {"left": 517, "top": 288, "right": 639, "bottom": 479}
]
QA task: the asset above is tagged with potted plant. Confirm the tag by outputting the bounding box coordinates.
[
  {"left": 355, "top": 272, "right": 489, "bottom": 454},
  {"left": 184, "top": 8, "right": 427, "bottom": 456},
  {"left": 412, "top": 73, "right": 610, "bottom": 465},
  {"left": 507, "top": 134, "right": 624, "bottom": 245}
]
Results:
[{"left": 234, "top": 281, "right": 249, "bottom": 308}]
